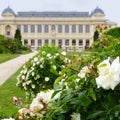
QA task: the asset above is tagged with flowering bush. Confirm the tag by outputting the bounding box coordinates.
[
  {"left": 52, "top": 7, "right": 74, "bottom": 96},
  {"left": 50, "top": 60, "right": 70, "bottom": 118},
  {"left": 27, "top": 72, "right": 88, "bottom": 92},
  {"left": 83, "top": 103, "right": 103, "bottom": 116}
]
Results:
[
  {"left": 17, "top": 54, "right": 120, "bottom": 120},
  {"left": 16, "top": 45, "right": 71, "bottom": 96}
]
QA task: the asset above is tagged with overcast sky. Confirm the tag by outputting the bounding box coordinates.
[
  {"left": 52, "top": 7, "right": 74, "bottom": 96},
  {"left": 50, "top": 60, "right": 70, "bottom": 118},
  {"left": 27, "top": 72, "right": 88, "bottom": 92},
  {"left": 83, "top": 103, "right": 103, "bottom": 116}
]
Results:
[{"left": 0, "top": 0, "right": 120, "bottom": 25}]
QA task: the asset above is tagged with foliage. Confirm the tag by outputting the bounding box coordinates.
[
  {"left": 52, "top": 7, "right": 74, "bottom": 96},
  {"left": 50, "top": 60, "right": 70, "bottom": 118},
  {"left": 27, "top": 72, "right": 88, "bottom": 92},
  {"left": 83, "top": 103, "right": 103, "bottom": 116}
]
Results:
[
  {"left": 93, "top": 30, "right": 99, "bottom": 41},
  {"left": 105, "top": 27, "right": 120, "bottom": 38},
  {"left": 14, "top": 29, "right": 22, "bottom": 41},
  {"left": 16, "top": 45, "right": 66, "bottom": 96}
]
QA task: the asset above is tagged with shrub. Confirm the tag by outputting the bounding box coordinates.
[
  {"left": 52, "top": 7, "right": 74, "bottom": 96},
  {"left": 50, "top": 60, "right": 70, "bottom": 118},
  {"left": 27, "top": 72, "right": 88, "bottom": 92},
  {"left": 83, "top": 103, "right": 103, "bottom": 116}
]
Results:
[{"left": 16, "top": 45, "right": 68, "bottom": 96}]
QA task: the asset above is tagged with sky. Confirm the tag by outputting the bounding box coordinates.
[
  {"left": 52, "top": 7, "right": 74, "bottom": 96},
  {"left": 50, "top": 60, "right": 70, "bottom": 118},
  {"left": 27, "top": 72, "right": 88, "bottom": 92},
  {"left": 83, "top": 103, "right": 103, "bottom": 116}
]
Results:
[{"left": 0, "top": 0, "right": 120, "bottom": 25}]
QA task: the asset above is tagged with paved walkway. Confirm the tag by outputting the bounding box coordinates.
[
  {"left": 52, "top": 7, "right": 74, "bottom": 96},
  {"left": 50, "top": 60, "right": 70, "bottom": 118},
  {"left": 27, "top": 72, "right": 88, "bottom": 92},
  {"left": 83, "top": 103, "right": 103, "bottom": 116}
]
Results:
[{"left": 0, "top": 51, "right": 38, "bottom": 85}]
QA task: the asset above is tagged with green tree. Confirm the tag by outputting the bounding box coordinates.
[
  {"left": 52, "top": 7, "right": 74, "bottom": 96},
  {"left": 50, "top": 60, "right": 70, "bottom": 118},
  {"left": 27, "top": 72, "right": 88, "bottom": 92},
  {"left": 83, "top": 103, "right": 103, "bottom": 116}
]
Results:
[
  {"left": 14, "top": 29, "right": 22, "bottom": 41},
  {"left": 105, "top": 27, "right": 120, "bottom": 38},
  {"left": 93, "top": 30, "right": 99, "bottom": 41}
]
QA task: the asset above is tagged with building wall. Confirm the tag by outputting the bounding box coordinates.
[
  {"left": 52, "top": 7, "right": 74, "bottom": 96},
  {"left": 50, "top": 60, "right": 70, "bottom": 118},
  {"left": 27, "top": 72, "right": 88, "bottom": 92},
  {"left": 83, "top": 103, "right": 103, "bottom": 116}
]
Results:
[{"left": 0, "top": 14, "right": 117, "bottom": 51}]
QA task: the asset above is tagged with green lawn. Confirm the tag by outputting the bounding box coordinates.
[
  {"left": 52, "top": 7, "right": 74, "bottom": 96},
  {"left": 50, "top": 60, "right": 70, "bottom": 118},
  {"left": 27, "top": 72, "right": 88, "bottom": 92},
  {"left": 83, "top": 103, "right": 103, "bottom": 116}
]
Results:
[
  {"left": 0, "top": 54, "right": 19, "bottom": 64},
  {"left": 0, "top": 68, "right": 31, "bottom": 118}
]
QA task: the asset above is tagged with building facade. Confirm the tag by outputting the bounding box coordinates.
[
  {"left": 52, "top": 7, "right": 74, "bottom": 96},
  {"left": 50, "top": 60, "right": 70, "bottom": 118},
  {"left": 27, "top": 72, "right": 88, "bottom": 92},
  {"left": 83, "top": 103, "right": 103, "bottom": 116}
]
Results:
[{"left": 0, "top": 6, "right": 117, "bottom": 51}]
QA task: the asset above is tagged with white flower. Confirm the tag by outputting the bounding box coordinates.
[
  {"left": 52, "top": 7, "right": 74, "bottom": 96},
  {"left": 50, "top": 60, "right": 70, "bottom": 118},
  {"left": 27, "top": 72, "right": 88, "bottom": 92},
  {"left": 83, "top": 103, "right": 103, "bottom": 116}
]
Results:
[
  {"left": 23, "top": 69, "right": 27, "bottom": 74},
  {"left": 18, "top": 108, "right": 27, "bottom": 115},
  {"left": 31, "top": 84, "right": 35, "bottom": 89},
  {"left": 21, "top": 75, "right": 25, "bottom": 80},
  {"left": 53, "top": 65, "right": 56, "bottom": 70},
  {"left": 32, "top": 72, "right": 35, "bottom": 76},
  {"left": 75, "top": 78, "right": 80, "bottom": 82},
  {"left": 71, "top": 112, "right": 81, "bottom": 120},
  {"left": 30, "top": 102, "right": 44, "bottom": 112},
  {"left": 96, "top": 57, "right": 120, "bottom": 90},
  {"left": 45, "top": 77, "right": 49, "bottom": 82},
  {"left": 47, "top": 53, "right": 51, "bottom": 57},
  {"left": 40, "top": 64, "right": 43, "bottom": 68},
  {"left": 2, "top": 118, "right": 14, "bottom": 120},
  {"left": 78, "top": 66, "right": 90, "bottom": 78},
  {"left": 42, "top": 51, "right": 46, "bottom": 55},
  {"left": 34, "top": 57, "right": 38, "bottom": 62},
  {"left": 61, "top": 51, "right": 66, "bottom": 56}
]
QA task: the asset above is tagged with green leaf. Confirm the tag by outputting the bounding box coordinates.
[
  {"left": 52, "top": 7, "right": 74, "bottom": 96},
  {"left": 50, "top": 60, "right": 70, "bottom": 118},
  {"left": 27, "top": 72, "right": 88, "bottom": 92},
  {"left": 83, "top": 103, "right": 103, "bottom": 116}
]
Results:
[
  {"left": 88, "top": 88, "right": 96, "bottom": 101},
  {"left": 87, "top": 111, "right": 105, "bottom": 119}
]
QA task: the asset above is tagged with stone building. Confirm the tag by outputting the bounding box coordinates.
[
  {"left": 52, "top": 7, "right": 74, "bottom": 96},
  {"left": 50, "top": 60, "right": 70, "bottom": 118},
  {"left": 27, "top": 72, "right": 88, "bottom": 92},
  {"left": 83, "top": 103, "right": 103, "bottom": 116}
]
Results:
[{"left": 0, "top": 6, "right": 117, "bottom": 51}]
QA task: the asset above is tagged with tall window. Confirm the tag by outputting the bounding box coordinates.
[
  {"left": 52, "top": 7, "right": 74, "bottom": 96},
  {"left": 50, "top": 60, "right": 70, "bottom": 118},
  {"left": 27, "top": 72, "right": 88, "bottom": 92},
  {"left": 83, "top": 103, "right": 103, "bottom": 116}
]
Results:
[
  {"left": 72, "top": 25, "right": 76, "bottom": 33},
  {"left": 58, "top": 25, "right": 62, "bottom": 33},
  {"left": 58, "top": 39, "right": 62, "bottom": 47},
  {"left": 65, "top": 39, "right": 69, "bottom": 46},
  {"left": 65, "top": 25, "right": 69, "bottom": 33},
  {"left": 24, "top": 25, "right": 28, "bottom": 33},
  {"left": 45, "top": 39, "right": 49, "bottom": 44},
  {"left": 17, "top": 25, "right": 21, "bottom": 31},
  {"left": 72, "top": 39, "right": 76, "bottom": 45},
  {"left": 86, "top": 39, "right": 90, "bottom": 46},
  {"left": 86, "top": 25, "right": 90, "bottom": 33},
  {"left": 24, "top": 39, "right": 28, "bottom": 45},
  {"left": 31, "top": 25, "right": 35, "bottom": 33},
  {"left": 38, "top": 39, "right": 42, "bottom": 46},
  {"left": 79, "top": 25, "right": 83, "bottom": 33},
  {"left": 79, "top": 39, "right": 83, "bottom": 46},
  {"left": 44, "top": 25, "right": 49, "bottom": 33},
  {"left": 31, "top": 39, "right": 35, "bottom": 46},
  {"left": 52, "top": 39, "right": 55, "bottom": 45},
  {"left": 38, "top": 25, "right": 42, "bottom": 33},
  {"left": 51, "top": 25, "right": 55, "bottom": 30}
]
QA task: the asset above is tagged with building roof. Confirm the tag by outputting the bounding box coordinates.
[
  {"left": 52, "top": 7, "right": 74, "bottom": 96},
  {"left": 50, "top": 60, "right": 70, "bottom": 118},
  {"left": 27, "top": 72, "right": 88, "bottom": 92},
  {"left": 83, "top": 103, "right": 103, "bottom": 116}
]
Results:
[
  {"left": 17, "top": 11, "right": 89, "bottom": 17},
  {"left": 91, "top": 6, "right": 105, "bottom": 15},
  {"left": 2, "top": 6, "right": 15, "bottom": 15}
]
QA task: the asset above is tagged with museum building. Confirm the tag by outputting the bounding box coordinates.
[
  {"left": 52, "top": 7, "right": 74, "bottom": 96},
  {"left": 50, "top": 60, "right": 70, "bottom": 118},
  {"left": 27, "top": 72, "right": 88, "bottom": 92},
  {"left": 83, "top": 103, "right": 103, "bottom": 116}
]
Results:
[{"left": 0, "top": 6, "right": 117, "bottom": 51}]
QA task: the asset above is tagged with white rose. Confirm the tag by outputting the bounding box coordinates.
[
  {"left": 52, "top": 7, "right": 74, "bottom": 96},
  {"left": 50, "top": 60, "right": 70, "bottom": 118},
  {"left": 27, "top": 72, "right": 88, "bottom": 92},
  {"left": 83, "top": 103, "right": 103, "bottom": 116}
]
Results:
[{"left": 96, "top": 57, "right": 120, "bottom": 90}]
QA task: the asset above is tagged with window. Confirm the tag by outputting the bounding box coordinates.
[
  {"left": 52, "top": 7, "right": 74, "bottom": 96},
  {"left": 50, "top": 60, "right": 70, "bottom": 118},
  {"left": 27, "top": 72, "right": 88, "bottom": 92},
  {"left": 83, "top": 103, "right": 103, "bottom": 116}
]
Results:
[
  {"left": 17, "top": 25, "right": 21, "bottom": 31},
  {"left": 65, "top": 39, "right": 69, "bottom": 46},
  {"left": 79, "top": 25, "right": 83, "bottom": 33},
  {"left": 79, "top": 39, "right": 83, "bottom": 46},
  {"left": 38, "top": 39, "right": 42, "bottom": 46},
  {"left": 58, "top": 39, "right": 62, "bottom": 47},
  {"left": 24, "top": 39, "right": 28, "bottom": 45},
  {"left": 72, "top": 39, "right": 76, "bottom": 45},
  {"left": 31, "top": 25, "right": 35, "bottom": 33},
  {"left": 86, "top": 25, "right": 90, "bottom": 33},
  {"left": 52, "top": 39, "right": 55, "bottom": 45},
  {"left": 24, "top": 25, "right": 28, "bottom": 33},
  {"left": 65, "top": 25, "right": 69, "bottom": 33},
  {"left": 45, "top": 39, "right": 49, "bottom": 44},
  {"left": 38, "top": 25, "right": 42, "bottom": 33},
  {"left": 72, "top": 25, "right": 76, "bottom": 33},
  {"left": 51, "top": 25, "right": 55, "bottom": 30},
  {"left": 44, "top": 25, "right": 49, "bottom": 33},
  {"left": 31, "top": 39, "right": 35, "bottom": 46},
  {"left": 86, "top": 39, "right": 90, "bottom": 46},
  {"left": 58, "top": 25, "right": 62, "bottom": 33}
]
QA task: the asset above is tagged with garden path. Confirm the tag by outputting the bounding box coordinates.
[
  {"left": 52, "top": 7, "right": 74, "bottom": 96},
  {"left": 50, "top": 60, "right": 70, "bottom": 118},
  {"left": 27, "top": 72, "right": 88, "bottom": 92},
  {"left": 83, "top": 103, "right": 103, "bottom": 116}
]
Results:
[{"left": 0, "top": 51, "right": 38, "bottom": 85}]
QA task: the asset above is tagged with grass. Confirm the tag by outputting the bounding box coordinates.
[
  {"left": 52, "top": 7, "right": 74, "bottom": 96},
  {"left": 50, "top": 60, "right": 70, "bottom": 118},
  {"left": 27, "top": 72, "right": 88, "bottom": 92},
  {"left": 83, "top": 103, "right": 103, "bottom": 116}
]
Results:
[
  {"left": 0, "top": 68, "right": 31, "bottom": 118},
  {"left": 0, "top": 54, "right": 19, "bottom": 64}
]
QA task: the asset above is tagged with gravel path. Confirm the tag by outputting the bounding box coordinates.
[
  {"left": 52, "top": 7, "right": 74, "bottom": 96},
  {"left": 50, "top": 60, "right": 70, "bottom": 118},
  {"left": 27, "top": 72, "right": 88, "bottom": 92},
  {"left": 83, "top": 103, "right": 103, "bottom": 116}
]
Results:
[{"left": 0, "top": 52, "right": 38, "bottom": 85}]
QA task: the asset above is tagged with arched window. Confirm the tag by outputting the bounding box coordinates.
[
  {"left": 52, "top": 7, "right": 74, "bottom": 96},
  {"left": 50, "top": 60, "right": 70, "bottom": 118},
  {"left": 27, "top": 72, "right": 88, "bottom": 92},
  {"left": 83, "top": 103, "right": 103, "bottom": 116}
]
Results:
[
  {"left": 72, "top": 39, "right": 76, "bottom": 46},
  {"left": 5, "top": 25, "right": 11, "bottom": 36}
]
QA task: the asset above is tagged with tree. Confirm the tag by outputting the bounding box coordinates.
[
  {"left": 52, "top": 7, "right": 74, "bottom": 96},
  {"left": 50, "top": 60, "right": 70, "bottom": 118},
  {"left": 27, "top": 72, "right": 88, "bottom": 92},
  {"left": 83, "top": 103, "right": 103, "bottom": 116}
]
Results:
[
  {"left": 14, "top": 29, "right": 22, "bottom": 41},
  {"left": 105, "top": 27, "right": 120, "bottom": 38},
  {"left": 93, "top": 30, "right": 99, "bottom": 41}
]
